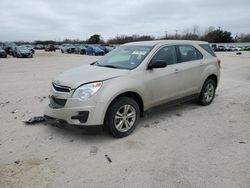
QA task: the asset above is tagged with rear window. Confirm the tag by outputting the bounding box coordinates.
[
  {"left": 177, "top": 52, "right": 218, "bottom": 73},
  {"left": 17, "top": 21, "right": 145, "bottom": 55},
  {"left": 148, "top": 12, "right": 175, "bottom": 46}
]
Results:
[
  {"left": 199, "top": 44, "right": 216, "bottom": 57},
  {"left": 177, "top": 45, "right": 203, "bottom": 63}
]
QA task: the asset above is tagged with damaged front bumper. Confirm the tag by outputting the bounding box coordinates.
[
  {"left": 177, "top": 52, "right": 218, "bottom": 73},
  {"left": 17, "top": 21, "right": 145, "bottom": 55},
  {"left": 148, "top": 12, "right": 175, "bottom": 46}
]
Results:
[{"left": 44, "top": 95, "right": 106, "bottom": 127}]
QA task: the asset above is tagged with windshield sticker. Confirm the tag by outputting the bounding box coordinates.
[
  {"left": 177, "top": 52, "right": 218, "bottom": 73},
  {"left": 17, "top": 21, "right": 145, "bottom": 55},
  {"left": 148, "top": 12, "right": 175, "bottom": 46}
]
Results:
[{"left": 132, "top": 51, "right": 147, "bottom": 55}]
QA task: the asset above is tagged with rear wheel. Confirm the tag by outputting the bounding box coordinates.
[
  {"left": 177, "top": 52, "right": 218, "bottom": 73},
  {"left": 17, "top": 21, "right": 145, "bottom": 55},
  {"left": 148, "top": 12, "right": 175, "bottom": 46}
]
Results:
[
  {"left": 105, "top": 97, "right": 140, "bottom": 138},
  {"left": 198, "top": 79, "right": 216, "bottom": 106}
]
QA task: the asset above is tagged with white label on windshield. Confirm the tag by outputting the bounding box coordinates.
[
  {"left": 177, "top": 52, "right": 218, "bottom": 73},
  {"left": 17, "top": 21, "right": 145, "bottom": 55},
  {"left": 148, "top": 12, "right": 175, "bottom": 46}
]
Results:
[{"left": 132, "top": 51, "right": 147, "bottom": 55}]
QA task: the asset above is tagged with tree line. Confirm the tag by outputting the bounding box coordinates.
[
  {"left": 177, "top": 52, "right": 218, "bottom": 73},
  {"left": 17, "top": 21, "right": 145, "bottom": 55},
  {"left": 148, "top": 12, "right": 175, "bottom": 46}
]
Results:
[{"left": 11, "top": 26, "right": 250, "bottom": 45}]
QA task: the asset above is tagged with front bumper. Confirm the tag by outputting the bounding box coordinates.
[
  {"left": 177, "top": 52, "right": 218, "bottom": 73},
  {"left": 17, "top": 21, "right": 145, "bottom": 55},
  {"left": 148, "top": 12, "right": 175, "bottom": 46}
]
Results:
[
  {"left": 0, "top": 52, "right": 7, "bottom": 58},
  {"left": 44, "top": 97, "right": 106, "bottom": 126},
  {"left": 44, "top": 115, "right": 103, "bottom": 132},
  {"left": 17, "top": 53, "right": 32, "bottom": 58}
]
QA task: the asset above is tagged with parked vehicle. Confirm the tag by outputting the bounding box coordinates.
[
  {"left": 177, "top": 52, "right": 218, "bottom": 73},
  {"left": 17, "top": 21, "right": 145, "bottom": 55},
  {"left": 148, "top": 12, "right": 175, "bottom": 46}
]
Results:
[
  {"left": 0, "top": 47, "right": 7, "bottom": 58},
  {"left": 244, "top": 45, "right": 250, "bottom": 51},
  {"left": 225, "top": 46, "right": 238, "bottom": 51},
  {"left": 77, "top": 44, "right": 87, "bottom": 55},
  {"left": 3, "top": 42, "right": 16, "bottom": 54},
  {"left": 211, "top": 44, "right": 217, "bottom": 51},
  {"left": 45, "top": 44, "right": 56, "bottom": 52},
  {"left": 60, "top": 44, "right": 76, "bottom": 53},
  {"left": 44, "top": 40, "right": 220, "bottom": 138},
  {"left": 86, "top": 46, "right": 104, "bottom": 56},
  {"left": 35, "top": 44, "right": 46, "bottom": 50},
  {"left": 98, "top": 45, "right": 115, "bottom": 54},
  {"left": 215, "top": 45, "right": 226, "bottom": 51},
  {"left": 22, "top": 44, "right": 35, "bottom": 54},
  {"left": 12, "top": 46, "right": 33, "bottom": 58}
]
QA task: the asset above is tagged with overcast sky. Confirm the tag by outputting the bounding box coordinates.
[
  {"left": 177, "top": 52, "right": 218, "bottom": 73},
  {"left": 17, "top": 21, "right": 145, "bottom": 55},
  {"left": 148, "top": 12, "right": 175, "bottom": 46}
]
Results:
[{"left": 0, "top": 0, "right": 250, "bottom": 41}]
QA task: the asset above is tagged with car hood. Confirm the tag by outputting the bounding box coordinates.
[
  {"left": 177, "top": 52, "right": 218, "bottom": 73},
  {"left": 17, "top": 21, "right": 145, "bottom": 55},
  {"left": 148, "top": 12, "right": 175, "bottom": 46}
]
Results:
[{"left": 53, "top": 64, "right": 129, "bottom": 89}]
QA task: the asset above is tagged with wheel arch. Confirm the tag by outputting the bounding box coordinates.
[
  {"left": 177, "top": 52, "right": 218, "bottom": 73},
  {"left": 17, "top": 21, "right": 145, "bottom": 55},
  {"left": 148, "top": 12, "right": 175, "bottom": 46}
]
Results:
[
  {"left": 102, "top": 91, "right": 144, "bottom": 129},
  {"left": 205, "top": 74, "right": 218, "bottom": 88}
]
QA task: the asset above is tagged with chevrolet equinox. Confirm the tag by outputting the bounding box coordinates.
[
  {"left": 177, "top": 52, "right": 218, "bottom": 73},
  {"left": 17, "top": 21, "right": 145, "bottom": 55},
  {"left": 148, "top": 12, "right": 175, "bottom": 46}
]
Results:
[{"left": 44, "top": 40, "right": 220, "bottom": 138}]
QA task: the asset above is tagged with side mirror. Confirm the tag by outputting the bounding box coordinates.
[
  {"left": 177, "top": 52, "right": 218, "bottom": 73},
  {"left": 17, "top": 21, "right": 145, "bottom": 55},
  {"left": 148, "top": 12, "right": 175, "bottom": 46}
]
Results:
[{"left": 148, "top": 60, "right": 167, "bottom": 69}]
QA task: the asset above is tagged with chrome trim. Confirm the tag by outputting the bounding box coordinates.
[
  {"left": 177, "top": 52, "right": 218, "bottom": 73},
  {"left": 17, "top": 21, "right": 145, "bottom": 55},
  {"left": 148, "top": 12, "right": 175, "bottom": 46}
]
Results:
[{"left": 51, "top": 82, "right": 74, "bottom": 99}]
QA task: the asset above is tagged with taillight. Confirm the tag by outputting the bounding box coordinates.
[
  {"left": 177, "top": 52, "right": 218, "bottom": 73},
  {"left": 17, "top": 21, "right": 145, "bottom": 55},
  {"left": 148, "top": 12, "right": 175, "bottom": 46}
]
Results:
[{"left": 217, "top": 59, "right": 221, "bottom": 68}]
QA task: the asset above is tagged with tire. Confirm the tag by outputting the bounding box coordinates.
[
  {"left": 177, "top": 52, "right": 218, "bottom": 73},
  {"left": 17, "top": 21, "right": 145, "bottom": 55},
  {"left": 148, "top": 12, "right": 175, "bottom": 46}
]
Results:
[
  {"left": 198, "top": 79, "right": 216, "bottom": 106},
  {"left": 105, "top": 97, "right": 140, "bottom": 138}
]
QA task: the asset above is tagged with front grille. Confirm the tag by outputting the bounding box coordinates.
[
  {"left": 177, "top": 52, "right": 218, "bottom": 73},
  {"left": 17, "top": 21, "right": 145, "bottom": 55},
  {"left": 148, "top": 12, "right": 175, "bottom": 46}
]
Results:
[
  {"left": 49, "top": 96, "right": 67, "bottom": 109},
  {"left": 52, "top": 83, "right": 70, "bottom": 93}
]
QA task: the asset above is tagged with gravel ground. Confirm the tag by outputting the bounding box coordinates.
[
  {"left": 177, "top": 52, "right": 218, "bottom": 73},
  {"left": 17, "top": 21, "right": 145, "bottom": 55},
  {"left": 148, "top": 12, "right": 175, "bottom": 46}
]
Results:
[{"left": 0, "top": 50, "right": 249, "bottom": 188}]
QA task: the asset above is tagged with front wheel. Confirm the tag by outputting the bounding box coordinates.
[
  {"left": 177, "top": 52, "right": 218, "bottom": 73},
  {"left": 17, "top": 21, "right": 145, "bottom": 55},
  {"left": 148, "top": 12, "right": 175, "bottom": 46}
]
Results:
[
  {"left": 105, "top": 97, "right": 140, "bottom": 138},
  {"left": 198, "top": 79, "right": 216, "bottom": 106}
]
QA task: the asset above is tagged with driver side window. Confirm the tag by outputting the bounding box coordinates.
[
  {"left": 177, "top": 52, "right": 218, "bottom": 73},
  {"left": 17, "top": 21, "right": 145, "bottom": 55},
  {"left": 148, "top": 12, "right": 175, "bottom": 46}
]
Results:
[{"left": 151, "top": 45, "right": 177, "bottom": 65}]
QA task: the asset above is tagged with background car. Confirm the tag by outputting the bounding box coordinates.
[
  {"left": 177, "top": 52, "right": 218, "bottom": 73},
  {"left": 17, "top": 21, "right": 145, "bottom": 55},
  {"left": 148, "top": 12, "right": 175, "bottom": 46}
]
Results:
[
  {"left": 45, "top": 44, "right": 56, "bottom": 52},
  {"left": 244, "top": 45, "right": 250, "bottom": 51},
  {"left": 77, "top": 44, "right": 87, "bottom": 55},
  {"left": 35, "top": 44, "right": 46, "bottom": 50},
  {"left": 225, "top": 46, "right": 237, "bottom": 51},
  {"left": 215, "top": 45, "right": 226, "bottom": 51},
  {"left": 0, "top": 47, "right": 7, "bottom": 58},
  {"left": 98, "top": 45, "right": 115, "bottom": 54},
  {"left": 60, "top": 44, "right": 76, "bottom": 53},
  {"left": 3, "top": 42, "right": 16, "bottom": 54},
  {"left": 86, "top": 46, "right": 104, "bottom": 56},
  {"left": 23, "top": 44, "right": 35, "bottom": 54},
  {"left": 12, "top": 46, "right": 33, "bottom": 58}
]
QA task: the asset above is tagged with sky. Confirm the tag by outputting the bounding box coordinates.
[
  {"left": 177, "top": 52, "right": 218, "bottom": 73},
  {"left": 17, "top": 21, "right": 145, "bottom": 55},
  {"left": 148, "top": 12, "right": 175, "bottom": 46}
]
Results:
[{"left": 0, "top": 0, "right": 250, "bottom": 41}]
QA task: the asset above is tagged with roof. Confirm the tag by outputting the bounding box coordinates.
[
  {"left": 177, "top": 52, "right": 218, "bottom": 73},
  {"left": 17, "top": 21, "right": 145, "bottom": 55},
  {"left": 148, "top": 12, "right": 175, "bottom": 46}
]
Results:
[{"left": 123, "top": 40, "right": 208, "bottom": 47}]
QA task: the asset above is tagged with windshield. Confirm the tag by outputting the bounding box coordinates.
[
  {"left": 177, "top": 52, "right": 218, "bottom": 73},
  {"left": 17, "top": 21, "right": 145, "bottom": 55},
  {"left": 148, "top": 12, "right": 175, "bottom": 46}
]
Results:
[
  {"left": 18, "top": 46, "right": 29, "bottom": 51},
  {"left": 96, "top": 45, "right": 152, "bottom": 70}
]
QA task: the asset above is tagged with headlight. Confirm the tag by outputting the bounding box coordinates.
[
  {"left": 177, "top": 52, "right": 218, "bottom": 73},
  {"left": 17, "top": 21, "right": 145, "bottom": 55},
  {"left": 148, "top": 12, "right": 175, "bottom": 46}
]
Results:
[{"left": 72, "top": 82, "right": 102, "bottom": 100}]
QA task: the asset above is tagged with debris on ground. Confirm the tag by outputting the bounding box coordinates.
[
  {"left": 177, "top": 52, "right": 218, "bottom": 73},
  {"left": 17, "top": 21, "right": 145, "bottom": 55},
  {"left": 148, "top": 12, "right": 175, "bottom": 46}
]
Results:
[
  {"left": 153, "top": 120, "right": 159, "bottom": 124},
  {"left": 176, "top": 113, "right": 182, "bottom": 117},
  {"left": 11, "top": 109, "right": 18, "bottom": 114},
  {"left": 144, "top": 124, "right": 150, "bottom": 128},
  {"left": 69, "top": 139, "right": 74, "bottom": 142},
  {"left": 14, "top": 160, "right": 20, "bottom": 165},
  {"left": 90, "top": 146, "right": 98, "bottom": 155},
  {"left": 35, "top": 96, "right": 47, "bottom": 102},
  {"left": 105, "top": 154, "right": 112, "bottom": 163},
  {"left": 239, "top": 141, "right": 246, "bottom": 144},
  {"left": 24, "top": 116, "right": 45, "bottom": 125},
  {"left": 0, "top": 101, "right": 10, "bottom": 107}
]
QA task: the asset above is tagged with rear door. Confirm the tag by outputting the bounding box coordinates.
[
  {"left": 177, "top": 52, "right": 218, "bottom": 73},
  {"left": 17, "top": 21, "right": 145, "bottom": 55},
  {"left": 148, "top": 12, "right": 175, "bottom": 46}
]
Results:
[{"left": 176, "top": 45, "right": 204, "bottom": 96}]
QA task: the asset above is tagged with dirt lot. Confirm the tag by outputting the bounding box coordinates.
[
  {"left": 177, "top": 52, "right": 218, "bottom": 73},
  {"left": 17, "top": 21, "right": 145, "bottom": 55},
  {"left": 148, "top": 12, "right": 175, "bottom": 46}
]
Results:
[{"left": 0, "top": 51, "right": 249, "bottom": 188}]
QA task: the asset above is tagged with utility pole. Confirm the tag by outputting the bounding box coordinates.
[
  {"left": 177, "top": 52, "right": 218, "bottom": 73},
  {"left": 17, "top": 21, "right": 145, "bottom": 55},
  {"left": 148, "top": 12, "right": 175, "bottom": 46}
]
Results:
[
  {"left": 175, "top": 30, "right": 178, "bottom": 39},
  {"left": 165, "top": 31, "right": 168, "bottom": 39}
]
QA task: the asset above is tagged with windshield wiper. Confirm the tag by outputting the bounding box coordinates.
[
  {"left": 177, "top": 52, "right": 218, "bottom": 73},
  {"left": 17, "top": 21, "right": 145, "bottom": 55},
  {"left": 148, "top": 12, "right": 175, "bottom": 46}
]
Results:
[{"left": 99, "top": 64, "right": 122, "bottom": 69}]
